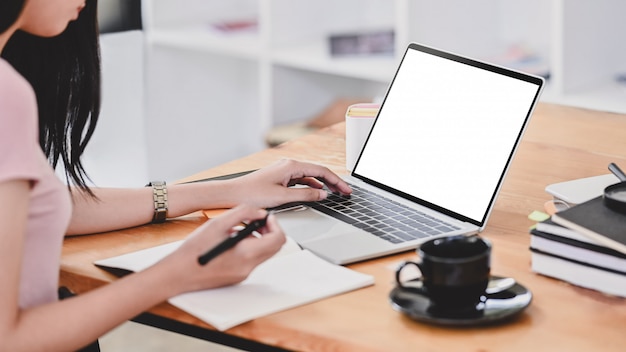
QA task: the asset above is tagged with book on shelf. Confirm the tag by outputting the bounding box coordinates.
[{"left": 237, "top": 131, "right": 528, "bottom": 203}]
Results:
[
  {"left": 95, "top": 237, "right": 375, "bottom": 331},
  {"left": 328, "top": 30, "right": 395, "bottom": 57},
  {"left": 551, "top": 195, "right": 626, "bottom": 255}
]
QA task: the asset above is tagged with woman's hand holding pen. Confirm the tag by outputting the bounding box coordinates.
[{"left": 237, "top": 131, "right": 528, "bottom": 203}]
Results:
[
  {"left": 228, "top": 159, "right": 352, "bottom": 208},
  {"left": 153, "top": 205, "right": 285, "bottom": 295}
]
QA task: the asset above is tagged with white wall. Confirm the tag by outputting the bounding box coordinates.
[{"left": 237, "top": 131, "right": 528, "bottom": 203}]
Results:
[{"left": 81, "top": 30, "right": 149, "bottom": 188}]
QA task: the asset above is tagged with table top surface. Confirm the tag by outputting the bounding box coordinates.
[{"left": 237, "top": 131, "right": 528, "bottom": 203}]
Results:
[{"left": 61, "top": 103, "right": 626, "bottom": 352}]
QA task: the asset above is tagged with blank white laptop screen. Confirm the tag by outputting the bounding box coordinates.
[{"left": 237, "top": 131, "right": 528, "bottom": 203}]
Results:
[{"left": 353, "top": 45, "right": 542, "bottom": 224}]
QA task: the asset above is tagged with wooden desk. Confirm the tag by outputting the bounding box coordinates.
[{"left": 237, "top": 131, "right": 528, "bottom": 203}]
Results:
[{"left": 61, "top": 103, "right": 626, "bottom": 351}]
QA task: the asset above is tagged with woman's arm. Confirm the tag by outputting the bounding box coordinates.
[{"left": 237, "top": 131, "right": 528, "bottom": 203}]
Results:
[
  {"left": 67, "top": 159, "right": 352, "bottom": 235},
  {"left": 67, "top": 179, "right": 237, "bottom": 235},
  {"left": 1, "top": 194, "right": 284, "bottom": 351}
]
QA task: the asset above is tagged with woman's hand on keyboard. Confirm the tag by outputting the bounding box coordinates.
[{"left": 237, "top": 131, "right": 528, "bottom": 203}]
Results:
[{"left": 225, "top": 159, "right": 352, "bottom": 208}]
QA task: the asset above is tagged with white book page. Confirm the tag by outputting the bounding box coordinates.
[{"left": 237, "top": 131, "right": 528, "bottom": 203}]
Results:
[
  {"left": 169, "top": 249, "right": 374, "bottom": 331},
  {"left": 94, "top": 237, "right": 374, "bottom": 331}
]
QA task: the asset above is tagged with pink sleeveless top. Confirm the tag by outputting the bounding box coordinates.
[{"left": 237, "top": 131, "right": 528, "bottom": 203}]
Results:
[{"left": 0, "top": 59, "right": 72, "bottom": 308}]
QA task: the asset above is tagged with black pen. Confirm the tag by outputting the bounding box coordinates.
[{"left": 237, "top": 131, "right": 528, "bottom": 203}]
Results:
[
  {"left": 197, "top": 212, "right": 270, "bottom": 265},
  {"left": 608, "top": 162, "right": 626, "bottom": 182}
]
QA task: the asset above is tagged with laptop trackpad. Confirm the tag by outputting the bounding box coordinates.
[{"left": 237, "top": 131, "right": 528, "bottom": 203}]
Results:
[{"left": 274, "top": 207, "right": 394, "bottom": 264}]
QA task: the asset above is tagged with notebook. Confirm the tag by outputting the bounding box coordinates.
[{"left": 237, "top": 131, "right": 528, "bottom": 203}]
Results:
[
  {"left": 274, "top": 42, "right": 544, "bottom": 265},
  {"left": 545, "top": 174, "right": 619, "bottom": 206}
]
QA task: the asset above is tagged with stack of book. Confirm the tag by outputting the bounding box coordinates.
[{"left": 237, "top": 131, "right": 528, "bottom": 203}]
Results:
[{"left": 530, "top": 194, "right": 626, "bottom": 298}]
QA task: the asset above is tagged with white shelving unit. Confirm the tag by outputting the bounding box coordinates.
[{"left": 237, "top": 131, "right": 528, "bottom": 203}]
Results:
[{"left": 139, "top": 0, "right": 626, "bottom": 181}]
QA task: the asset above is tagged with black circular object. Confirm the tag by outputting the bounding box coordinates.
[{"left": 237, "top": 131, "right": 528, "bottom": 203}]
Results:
[
  {"left": 389, "top": 275, "right": 532, "bottom": 326},
  {"left": 603, "top": 182, "right": 626, "bottom": 214}
]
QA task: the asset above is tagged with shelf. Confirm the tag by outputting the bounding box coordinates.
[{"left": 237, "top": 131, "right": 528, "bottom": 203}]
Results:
[
  {"left": 147, "top": 26, "right": 261, "bottom": 59},
  {"left": 271, "top": 41, "right": 398, "bottom": 83},
  {"left": 137, "top": 0, "right": 626, "bottom": 182}
]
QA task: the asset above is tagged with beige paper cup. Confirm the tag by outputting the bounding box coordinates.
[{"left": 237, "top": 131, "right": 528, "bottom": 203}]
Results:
[{"left": 345, "top": 103, "right": 379, "bottom": 171}]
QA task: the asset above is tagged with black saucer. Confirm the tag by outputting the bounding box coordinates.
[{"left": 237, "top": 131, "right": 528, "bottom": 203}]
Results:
[{"left": 389, "top": 275, "right": 532, "bottom": 326}]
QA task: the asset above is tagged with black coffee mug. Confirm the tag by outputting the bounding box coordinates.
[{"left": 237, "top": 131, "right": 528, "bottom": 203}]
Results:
[{"left": 395, "top": 235, "right": 491, "bottom": 310}]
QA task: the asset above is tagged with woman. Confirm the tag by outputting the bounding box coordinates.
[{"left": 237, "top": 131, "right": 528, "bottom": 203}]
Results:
[{"left": 0, "top": 0, "right": 351, "bottom": 350}]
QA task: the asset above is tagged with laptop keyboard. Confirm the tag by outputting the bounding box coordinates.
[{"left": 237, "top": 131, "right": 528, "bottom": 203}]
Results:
[{"left": 308, "top": 184, "right": 461, "bottom": 244}]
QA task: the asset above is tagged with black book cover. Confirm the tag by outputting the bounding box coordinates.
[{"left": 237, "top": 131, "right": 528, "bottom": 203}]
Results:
[{"left": 552, "top": 196, "right": 626, "bottom": 255}]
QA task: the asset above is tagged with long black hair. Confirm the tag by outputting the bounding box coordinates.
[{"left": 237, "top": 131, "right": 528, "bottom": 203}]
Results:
[
  {"left": 0, "top": 0, "right": 24, "bottom": 33},
  {"left": 1, "top": 0, "right": 101, "bottom": 197}
]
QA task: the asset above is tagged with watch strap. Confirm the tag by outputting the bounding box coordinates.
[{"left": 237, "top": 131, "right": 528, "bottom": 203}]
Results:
[{"left": 147, "top": 181, "right": 168, "bottom": 223}]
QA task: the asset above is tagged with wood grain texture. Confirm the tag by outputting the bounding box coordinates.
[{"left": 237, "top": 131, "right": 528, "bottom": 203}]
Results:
[{"left": 61, "top": 103, "right": 626, "bottom": 352}]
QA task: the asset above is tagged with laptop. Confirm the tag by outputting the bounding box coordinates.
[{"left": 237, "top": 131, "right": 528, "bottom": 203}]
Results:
[{"left": 274, "top": 42, "right": 544, "bottom": 265}]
